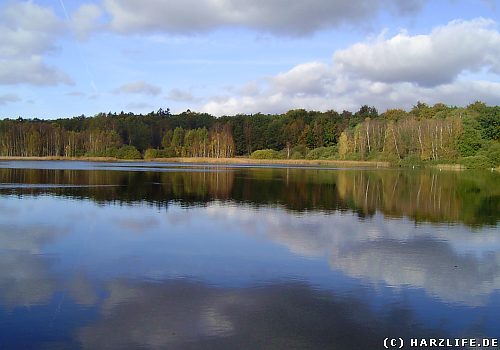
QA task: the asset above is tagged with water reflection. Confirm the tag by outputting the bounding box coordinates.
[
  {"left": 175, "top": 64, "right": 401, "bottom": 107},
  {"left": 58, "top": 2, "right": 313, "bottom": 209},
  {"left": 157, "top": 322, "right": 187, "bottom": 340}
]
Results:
[
  {"left": 0, "top": 163, "right": 498, "bottom": 226},
  {"left": 78, "top": 279, "right": 445, "bottom": 350},
  {"left": 175, "top": 205, "right": 500, "bottom": 306},
  {"left": 0, "top": 161, "right": 498, "bottom": 349},
  {"left": 0, "top": 223, "right": 64, "bottom": 307}
]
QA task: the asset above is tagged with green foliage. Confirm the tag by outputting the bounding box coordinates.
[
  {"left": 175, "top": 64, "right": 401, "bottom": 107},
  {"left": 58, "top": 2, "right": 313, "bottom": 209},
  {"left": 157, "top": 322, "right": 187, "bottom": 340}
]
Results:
[
  {"left": 305, "top": 146, "right": 338, "bottom": 160},
  {"left": 457, "top": 118, "right": 483, "bottom": 157},
  {"left": 162, "top": 130, "right": 173, "bottom": 149},
  {"left": 343, "top": 153, "right": 362, "bottom": 161},
  {"left": 144, "top": 149, "right": 158, "bottom": 159},
  {"left": 1, "top": 101, "right": 498, "bottom": 164},
  {"left": 398, "top": 155, "right": 424, "bottom": 168},
  {"left": 460, "top": 155, "right": 494, "bottom": 169},
  {"left": 144, "top": 148, "right": 176, "bottom": 159},
  {"left": 84, "top": 148, "right": 113, "bottom": 158},
  {"left": 290, "top": 151, "right": 304, "bottom": 159},
  {"left": 356, "top": 105, "right": 378, "bottom": 119},
  {"left": 337, "top": 132, "right": 349, "bottom": 159},
  {"left": 115, "top": 145, "right": 142, "bottom": 159},
  {"left": 182, "top": 127, "right": 209, "bottom": 157},
  {"left": 487, "top": 143, "right": 500, "bottom": 166},
  {"left": 381, "top": 153, "right": 401, "bottom": 164},
  {"left": 467, "top": 101, "right": 487, "bottom": 113},
  {"left": 86, "top": 145, "right": 141, "bottom": 159},
  {"left": 477, "top": 107, "right": 500, "bottom": 141},
  {"left": 163, "top": 147, "right": 177, "bottom": 158},
  {"left": 250, "top": 149, "right": 284, "bottom": 159},
  {"left": 171, "top": 127, "right": 185, "bottom": 155},
  {"left": 382, "top": 109, "right": 407, "bottom": 121},
  {"left": 290, "top": 145, "right": 309, "bottom": 158},
  {"left": 366, "top": 151, "right": 398, "bottom": 162},
  {"left": 476, "top": 142, "right": 500, "bottom": 166}
]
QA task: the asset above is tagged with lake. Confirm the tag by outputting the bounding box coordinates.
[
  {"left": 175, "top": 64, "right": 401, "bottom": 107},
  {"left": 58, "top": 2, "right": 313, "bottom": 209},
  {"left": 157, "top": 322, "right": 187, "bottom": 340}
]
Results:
[{"left": 0, "top": 161, "right": 499, "bottom": 349}]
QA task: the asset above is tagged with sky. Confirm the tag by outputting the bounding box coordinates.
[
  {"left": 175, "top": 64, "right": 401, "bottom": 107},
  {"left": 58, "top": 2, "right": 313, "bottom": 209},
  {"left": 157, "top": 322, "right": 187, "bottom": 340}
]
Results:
[{"left": 0, "top": 0, "right": 499, "bottom": 119}]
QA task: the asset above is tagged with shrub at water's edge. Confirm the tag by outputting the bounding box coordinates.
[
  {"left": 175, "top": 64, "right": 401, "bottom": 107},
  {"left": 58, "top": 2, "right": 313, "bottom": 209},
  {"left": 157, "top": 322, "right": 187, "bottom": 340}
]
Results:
[
  {"left": 305, "top": 146, "right": 337, "bottom": 160},
  {"left": 250, "top": 149, "right": 284, "bottom": 159},
  {"left": 144, "top": 148, "right": 176, "bottom": 159},
  {"left": 460, "top": 155, "right": 494, "bottom": 169},
  {"left": 85, "top": 145, "right": 141, "bottom": 159}
]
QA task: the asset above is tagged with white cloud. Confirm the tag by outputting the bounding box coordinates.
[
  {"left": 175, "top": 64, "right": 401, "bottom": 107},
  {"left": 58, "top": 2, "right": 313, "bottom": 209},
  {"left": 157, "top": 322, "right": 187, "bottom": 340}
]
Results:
[
  {"left": 0, "top": 1, "right": 61, "bottom": 57},
  {"left": 167, "top": 88, "right": 200, "bottom": 102},
  {"left": 271, "top": 62, "right": 334, "bottom": 97},
  {"left": 125, "top": 101, "right": 155, "bottom": 111},
  {"left": 72, "top": 3, "right": 104, "bottom": 41},
  {"left": 103, "top": 0, "right": 426, "bottom": 35},
  {"left": 0, "top": 93, "right": 21, "bottom": 106},
  {"left": 334, "top": 18, "right": 500, "bottom": 86},
  {"left": 201, "top": 19, "right": 500, "bottom": 115},
  {"left": 0, "top": 1, "right": 72, "bottom": 86},
  {"left": 0, "top": 57, "right": 73, "bottom": 86},
  {"left": 113, "top": 81, "right": 162, "bottom": 95},
  {"left": 66, "top": 91, "right": 87, "bottom": 97}
]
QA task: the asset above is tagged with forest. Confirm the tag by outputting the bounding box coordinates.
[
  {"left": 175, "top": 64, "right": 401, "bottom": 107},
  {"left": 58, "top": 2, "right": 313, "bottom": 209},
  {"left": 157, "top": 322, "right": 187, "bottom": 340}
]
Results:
[{"left": 0, "top": 101, "right": 499, "bottom": 168}]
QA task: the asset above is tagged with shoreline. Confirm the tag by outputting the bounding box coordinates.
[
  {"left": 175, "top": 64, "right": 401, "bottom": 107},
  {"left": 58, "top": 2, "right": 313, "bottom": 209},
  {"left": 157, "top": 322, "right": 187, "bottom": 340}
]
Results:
[
  {"left": 1, "top": 156, "right": 497, "bottom": 171},
  {"left": 145, "top": 157, "right": 391, "bottom": 168},
  {"left": 0, "top": 156, "right": 390, "bottom": 168}
]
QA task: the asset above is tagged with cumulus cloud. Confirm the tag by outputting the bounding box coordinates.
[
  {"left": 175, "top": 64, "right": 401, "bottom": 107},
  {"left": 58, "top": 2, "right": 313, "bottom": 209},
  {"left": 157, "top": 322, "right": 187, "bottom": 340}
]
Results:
[
  {"left": 72, "top": 3, "right": 104, "bottom": 41},
  {"left": 113, "top": 81, "right": 162, "bottom": 95},
  {"left": 125, "top": 101, "right": 155, "bottom": 110},
  {"left": 167, "top": 88, "right": 200, "bottom": 102},
  {"left": 103, "top": 0, "right": 426, "bottom": 35},
  {"left": 202, "top": 19, "right": 500, "bottom": 115},
  {"left": 0, "top": 1, "right": 72, "bottom": 86},
  {"left": 0, "top": 57, "right": 74, "bottom": 86},
  {"left": 66, "top": 91, "right": 87, "bottom": 97},
  {"left": 202, "top": 62, "right": 337, "bottom": 115},
  {"left": 0, "top": 93, "right": 20, "bottom": 106},
  {"left": 271, "top": 62, "right": 334, "bottom": 97},
  {"left": 0, "top": 1, "right": 61, "bottom": 57},
  {"left": 334, "top": 18, "right": 500, "bottom": 86}
]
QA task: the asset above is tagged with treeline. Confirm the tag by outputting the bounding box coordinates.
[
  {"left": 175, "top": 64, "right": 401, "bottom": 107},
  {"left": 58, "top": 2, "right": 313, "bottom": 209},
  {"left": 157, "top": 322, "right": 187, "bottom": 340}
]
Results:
[
  {"left": 153, "top": 124, "right": 235, "bottom": 158},
  {"left": 0, "top": 102, "right": 498, "bottom": 167},
  {"left": 338, "top": 103, "right": 499, "bottom": 166}
]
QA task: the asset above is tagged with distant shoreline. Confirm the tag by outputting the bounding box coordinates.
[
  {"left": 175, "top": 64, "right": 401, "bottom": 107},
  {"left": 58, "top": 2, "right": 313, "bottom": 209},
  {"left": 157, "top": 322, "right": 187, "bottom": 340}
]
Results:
[
  {"left": 2, "top": 156, "right": 498, "bottom": 171},
  {"left": 0, "top": 156, "right": 390, "bottom": 168}
]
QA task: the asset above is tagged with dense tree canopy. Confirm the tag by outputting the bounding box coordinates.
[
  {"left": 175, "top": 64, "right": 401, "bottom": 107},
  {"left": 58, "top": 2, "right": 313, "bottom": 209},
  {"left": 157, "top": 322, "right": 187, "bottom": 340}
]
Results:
[{"left": 0, "top": 102, "right": 499, "bottom": 167}]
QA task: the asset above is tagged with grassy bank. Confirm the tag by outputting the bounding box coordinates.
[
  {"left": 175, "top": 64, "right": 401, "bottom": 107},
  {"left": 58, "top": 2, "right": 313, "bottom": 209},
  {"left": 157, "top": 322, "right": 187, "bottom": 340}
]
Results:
[
  {"left": 3, "top": 156, "right": 498, "bottom": 171},
  {"left": 431, "top": 164, "right": 466, "bottom": 171},
  {"left": 0, "top": 156, "right": 120, "bottom": 162},
  {"left": 146, "top": 157, "right": 391, "bottom": 167},
  {"left": 0, "top": 156, "right": 390, "bottom": 168}
]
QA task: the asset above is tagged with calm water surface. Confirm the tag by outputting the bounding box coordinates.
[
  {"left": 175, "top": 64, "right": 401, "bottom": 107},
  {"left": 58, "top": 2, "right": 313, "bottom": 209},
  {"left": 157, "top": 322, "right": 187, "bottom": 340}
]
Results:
[{"left": 0, "top": 161, "right": 499, "bottom": 349}]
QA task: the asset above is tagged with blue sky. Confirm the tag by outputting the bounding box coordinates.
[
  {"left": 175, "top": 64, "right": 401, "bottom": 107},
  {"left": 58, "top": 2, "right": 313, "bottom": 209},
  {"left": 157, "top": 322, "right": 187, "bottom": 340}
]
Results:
[{"left": 0, "top": 0, "right": 499, "bottom": 119}]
